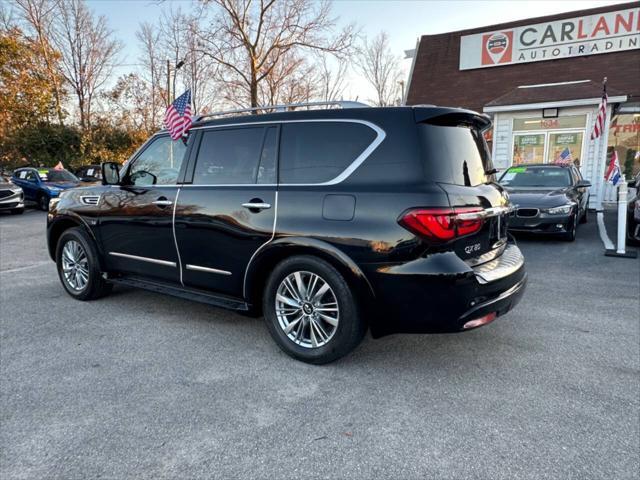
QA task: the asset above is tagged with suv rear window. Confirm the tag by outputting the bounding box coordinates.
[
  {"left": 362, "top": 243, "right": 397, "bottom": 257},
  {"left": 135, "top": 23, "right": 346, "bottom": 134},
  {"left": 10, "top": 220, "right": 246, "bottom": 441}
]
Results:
[
  {"left": 279, "top": 122, "right": 376, "bottom": 184},
  {"left": 418, "top": 124, "right": 493, "bottom": 187}
]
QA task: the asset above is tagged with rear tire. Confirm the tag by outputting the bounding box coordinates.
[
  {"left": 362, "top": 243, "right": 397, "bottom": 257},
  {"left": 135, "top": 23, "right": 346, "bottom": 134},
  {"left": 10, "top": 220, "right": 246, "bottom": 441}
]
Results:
[
  {"left": 56, "top": 227, "right": 112, "bottom": 301},
  {"left": 263, "top": 255, "right": 366, "bottom": 364}
]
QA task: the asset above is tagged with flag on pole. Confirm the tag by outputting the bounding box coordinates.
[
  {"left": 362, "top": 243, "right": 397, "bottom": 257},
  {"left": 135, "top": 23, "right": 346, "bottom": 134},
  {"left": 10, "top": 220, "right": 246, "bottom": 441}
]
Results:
[
  {"left": 604, "top": 150, "right": 622, "bottom": 186},
  {"left": 164, "top": 90, "right": 193, "bottom": 141},
  {"left": 590, "top": 79, "right": 607, "bottom": 140},
  {"left": 555, "top": 147, "right": 573, "bottom": 165}
]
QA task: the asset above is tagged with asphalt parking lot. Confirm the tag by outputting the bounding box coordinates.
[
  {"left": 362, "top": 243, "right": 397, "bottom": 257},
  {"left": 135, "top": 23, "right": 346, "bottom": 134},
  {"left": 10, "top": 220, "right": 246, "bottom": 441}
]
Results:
[{"left": 1, "top": 209, "right": 638, "bottom": 479}]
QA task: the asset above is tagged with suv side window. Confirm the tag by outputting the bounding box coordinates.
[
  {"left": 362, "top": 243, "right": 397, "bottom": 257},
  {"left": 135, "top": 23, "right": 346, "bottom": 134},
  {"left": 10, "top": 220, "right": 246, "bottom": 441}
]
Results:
[
  {"left": 193, "top": 127, "right": 265, "bottom": 185},
  {"left": 279, "top": 122, "right": 377, "bottom": 184},
  {"left": 257, "top": 127, "right": 277, "bottom": 184},
  {"left": 128, "top": 135, "right": 187, "bottom": 186}
]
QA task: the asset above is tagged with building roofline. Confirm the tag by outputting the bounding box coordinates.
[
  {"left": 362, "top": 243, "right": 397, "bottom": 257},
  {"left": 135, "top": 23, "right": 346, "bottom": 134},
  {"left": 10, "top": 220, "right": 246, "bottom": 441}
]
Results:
[
  {"left": 418, "top": 1, "right": 639, "bottom": 39},
  {"left": 483, "top": 95, "right": 628, "bottom": 113}
]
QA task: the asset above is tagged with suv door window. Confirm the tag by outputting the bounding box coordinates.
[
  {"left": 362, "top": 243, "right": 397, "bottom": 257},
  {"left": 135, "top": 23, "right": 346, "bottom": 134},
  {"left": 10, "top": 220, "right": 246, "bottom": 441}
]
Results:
[
  {"left": 257, "top": 126, "right": 277, "bottom": 184},
  {"left": 128, "top": 135, "right": 187, "bottom": 186},
  {"left": 193, "top": 127, "right": 265, "bottom": 185},
  {"left": 279, "top": 122, "right": 377, "bottom": 184}
]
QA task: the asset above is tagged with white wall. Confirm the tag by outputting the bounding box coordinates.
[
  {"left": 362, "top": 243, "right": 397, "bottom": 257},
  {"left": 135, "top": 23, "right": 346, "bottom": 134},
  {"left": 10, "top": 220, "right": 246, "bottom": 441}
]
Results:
[{"left": 490, "top": 105, "right": 611, "bottom": 209}]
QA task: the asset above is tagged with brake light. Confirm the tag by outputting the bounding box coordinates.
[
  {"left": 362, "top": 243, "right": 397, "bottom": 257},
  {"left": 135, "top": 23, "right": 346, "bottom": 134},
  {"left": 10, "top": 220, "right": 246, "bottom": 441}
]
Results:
[{"left": 398, "top": 207, "right": 485, "bottom": 243}]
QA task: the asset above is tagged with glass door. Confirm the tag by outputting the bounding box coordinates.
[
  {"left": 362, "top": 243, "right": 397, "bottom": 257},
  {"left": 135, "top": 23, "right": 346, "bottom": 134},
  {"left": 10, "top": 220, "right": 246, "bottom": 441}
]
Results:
[
  {"left": 513, "top": 134, "right": 546, "bottom": 165},
  {"left": 547, "top": 132, "right": 584, "bottom": 166}
]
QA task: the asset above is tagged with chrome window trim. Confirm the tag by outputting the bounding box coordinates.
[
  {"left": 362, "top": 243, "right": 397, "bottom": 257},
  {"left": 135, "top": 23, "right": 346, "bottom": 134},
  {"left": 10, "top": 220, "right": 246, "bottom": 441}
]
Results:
[
  {"left": 242, "top": 190, "right": 278, "bottom": 299},
  {"left": 185, "top": 264, "right": 232, "bottom": 276},
  {"left": 172, "top": 188, "right": 184, "bottom": 285},
  {"left": 108, "top": 251, "right": 176, "bottom": 267},
  {"left": 189, "top": 119, "right": 386, "bottom": 187}
]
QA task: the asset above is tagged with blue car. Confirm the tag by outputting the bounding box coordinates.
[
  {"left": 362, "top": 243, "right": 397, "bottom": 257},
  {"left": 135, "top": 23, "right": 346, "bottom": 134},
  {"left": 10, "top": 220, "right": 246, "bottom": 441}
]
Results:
[{"left": 12, "top": 167, "right": 81, "bottom": 211}]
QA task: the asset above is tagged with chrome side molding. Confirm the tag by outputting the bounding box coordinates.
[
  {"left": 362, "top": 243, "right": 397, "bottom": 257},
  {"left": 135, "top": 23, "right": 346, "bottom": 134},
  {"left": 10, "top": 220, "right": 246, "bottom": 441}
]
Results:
[
  {"left": 108, "top": 252, "right": 177, "bottom": 267},
  {"left": 185, "top": 264, "right": 232, "bottom": 276}
]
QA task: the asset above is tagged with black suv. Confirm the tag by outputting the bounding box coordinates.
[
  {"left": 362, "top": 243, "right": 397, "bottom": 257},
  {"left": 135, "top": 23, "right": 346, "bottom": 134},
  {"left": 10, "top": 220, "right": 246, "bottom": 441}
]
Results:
[{"left": 47, "top": 104, "right": 527, "bottom": 364}]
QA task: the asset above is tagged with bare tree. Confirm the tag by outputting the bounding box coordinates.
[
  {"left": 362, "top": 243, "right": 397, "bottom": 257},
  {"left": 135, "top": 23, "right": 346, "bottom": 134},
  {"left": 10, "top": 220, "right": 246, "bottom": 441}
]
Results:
[
  {"left": 196, "top": 0, "right": 356, "bottom": 108},
  {"left": 316, "top": 53, "right": 348, "bottom": 102},
  {"left": 356, "top": 31, "right": 401, "bottom": 107},
  {"left": 136, "top": 21, "right": 166, "bottom": 127},
  {"left": 13, "top": 0, "right": 66, "bottom": 124},
  {"left": 51, "top": 0, "right": 122, "bottom": 129}
]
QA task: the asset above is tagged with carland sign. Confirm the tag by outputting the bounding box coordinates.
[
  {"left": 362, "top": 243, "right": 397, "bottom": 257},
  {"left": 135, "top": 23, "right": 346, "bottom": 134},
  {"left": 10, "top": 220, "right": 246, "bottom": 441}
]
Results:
[{"left": 459, "top": 7, "right": 640, "bottom": 70}]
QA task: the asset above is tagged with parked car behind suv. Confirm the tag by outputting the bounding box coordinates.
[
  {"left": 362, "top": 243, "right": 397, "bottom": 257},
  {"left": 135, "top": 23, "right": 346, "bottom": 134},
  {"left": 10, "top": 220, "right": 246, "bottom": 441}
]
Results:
[
  {"left": 0, "top": 175, "right": 24, "bottom": 214},
  {"left": 12, "top": 167, "right": 80, "bottom": 211},
  {"left": 47, "top": 104, "right": 527, "bottom": 364}
]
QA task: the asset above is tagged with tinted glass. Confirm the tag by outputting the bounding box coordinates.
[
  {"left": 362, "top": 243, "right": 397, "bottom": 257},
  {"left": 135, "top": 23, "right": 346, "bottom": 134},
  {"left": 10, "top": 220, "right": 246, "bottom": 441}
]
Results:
[
  {"left": 129, "top": 135, "right": 187, "bottom": 186},
  {"left": 499, "top": 166, "right": 571, "bottom": 188},
  {"left": 418, "top": 125, "right": 493, "bottom": 187},
  {"left": 41, "top": 170, "right": 78, "bottom": 182},
  {"left": 279, "top": 122, "right": 376, "bottom": 183},
  {"left": 194, "top": 128, "right": 264, "bottom": 185},
  {"left": 257, "top": 127, "right": 277, "bottom": 184}
]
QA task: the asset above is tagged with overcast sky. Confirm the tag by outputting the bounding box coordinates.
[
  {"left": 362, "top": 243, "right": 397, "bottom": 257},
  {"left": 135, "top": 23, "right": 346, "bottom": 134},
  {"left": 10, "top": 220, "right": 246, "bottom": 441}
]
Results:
[{"left": 87, "top": 0, "right": 632, "bottom": 104}]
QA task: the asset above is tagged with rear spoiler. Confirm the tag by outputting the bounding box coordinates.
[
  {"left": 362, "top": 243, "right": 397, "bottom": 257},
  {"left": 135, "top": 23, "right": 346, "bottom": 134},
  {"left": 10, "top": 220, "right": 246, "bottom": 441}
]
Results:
[{"left": 412, "top": 106, "right": 492, "bottom": 131}]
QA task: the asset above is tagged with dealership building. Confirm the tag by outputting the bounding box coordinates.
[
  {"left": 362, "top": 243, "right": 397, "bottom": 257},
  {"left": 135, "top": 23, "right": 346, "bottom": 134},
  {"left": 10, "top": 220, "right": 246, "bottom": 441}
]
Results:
[{"left": 405, "top": 2, "right": 640, "bottom": 207}]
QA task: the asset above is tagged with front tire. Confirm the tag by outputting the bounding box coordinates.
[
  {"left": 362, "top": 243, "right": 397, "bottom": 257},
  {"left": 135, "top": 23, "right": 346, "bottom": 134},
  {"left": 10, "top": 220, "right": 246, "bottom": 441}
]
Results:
[
  {"left": 56, "top": 227, "right": 112, "bottom": 301},
  {"left": 562, "top": 213, "right": 577, "bottom": 242},
  {"left": 263, "top": 255, "right": 366, "bottom": 364},
  {"left": 38, "top": 193, "right": 50, "bottom": 211}
]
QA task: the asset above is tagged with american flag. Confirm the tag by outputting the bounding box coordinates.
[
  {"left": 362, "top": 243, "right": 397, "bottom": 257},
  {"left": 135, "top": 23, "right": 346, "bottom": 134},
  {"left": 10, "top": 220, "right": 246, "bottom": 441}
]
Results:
[
  {"left": 555, "top": 147, "right": 573, "bottom": 165},
  {"left": 590, "top": 82, "right": 607, "bottom": 140},
  {"left": 164, "top": 90, "right": 193, "bottom": 140},
  {"left": 605, "top": 150, "right": 622, "bottom": 186}
]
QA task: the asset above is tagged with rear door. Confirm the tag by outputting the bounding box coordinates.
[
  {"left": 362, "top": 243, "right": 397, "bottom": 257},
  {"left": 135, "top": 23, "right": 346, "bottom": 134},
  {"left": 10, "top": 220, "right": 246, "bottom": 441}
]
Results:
[
  {"left": 418, "top": 119, "right": 510, "bottom": 261},
  {"left": 174, "top": 125, "right": 278, "bottom": 297},
  {"left": 12, "top": 169, "right": 38, "bottom": 201},
  {"left": 98, "top": 134, "right": 190, "bottom": 283}
]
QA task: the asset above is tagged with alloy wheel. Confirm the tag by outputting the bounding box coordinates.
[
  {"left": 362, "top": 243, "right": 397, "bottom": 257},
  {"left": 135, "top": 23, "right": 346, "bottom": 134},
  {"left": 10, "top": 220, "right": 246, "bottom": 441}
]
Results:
[
  {"left": 275, "top": 271, "right": 339, "bottom": 348},
  {"left": 61, "top": 240, "right": 89, "bottom": 291}
]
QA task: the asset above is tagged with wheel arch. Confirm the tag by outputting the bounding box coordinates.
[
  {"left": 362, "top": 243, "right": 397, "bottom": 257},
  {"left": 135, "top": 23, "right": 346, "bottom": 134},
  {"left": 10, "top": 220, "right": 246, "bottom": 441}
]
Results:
[
  {"left": 244, "top": 237, "right": 376, "bottom": 317},
  {"left": 47, "top": 214, "right": 101, "bottom": 264}
]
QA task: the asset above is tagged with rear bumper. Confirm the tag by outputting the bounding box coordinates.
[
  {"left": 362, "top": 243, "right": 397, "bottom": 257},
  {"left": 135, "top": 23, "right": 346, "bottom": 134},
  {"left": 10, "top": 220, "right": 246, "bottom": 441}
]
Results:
[{"left": 364, "top": 243, "right": 527, "bottom": 337}]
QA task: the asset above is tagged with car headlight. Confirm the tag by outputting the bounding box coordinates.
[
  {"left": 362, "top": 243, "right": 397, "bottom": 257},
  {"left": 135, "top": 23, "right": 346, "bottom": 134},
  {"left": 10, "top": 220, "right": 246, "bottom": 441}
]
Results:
[
  {"left": 11, "top": 187, "right": 22, "bottom": 194},
  {"left": 545, "top": 204, "right": 575, "bottom": 215}
]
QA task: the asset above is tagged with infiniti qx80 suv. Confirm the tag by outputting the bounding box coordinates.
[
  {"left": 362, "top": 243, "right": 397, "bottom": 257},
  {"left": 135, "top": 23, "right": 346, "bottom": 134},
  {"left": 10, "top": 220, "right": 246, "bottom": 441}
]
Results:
[{"left": 47, "top": 103, "right": 527, "bottom": 364}]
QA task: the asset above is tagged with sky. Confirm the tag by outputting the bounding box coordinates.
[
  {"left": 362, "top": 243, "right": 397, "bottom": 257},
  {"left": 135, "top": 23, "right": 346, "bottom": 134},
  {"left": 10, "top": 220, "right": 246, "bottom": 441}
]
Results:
[{"left": 85, "top": 0, "right": 632, "bottom": 104}]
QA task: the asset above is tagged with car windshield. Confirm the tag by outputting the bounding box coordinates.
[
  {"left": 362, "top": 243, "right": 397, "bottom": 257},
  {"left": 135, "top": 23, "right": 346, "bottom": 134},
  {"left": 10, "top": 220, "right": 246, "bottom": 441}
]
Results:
[
  {"left": 39, "top": 169, "right": 78, "bottom": 182},
  {"left": 499, "top": 166, "right": 571, "bottom": 188}
]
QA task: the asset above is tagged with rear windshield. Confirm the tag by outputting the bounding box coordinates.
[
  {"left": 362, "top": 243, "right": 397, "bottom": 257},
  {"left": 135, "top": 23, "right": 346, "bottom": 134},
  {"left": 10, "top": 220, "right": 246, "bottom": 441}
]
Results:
[
  {"left": 418, "top": 124, "right": 493, "bottom": 187},
  {"left": 499, "top": 166, "right": 571, "bottom": 188}
]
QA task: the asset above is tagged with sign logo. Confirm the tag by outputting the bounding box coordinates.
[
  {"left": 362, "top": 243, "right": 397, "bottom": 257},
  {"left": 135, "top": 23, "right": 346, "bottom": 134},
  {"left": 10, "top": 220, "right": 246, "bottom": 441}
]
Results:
[{"left": 481, "top": 31, "right": 513, "bottom": 65}]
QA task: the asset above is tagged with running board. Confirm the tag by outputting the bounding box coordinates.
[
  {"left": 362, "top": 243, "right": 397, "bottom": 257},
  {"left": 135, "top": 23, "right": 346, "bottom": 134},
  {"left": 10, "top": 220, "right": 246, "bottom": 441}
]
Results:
[{"left": 107, "top": 275, "right": 250, "bottom": 311}]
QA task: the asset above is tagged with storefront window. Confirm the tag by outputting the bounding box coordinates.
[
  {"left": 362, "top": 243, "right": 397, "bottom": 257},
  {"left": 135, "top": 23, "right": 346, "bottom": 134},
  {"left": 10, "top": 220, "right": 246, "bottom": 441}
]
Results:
[
  {"left": 608, "top": 113, "right": 640, "bottom": 178},
  {"left": 513, "top": 115, "right": 587, "bottom": 131},
  {"left": 513, "top": 134, "right": 545, "bottom": 164},
  {"left": 547, "top": 132, "right": 583, "bottom": 166}
]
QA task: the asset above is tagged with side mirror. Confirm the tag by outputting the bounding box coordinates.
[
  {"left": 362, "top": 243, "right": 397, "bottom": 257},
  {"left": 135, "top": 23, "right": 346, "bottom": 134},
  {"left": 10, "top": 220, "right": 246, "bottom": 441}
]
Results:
[
  {"left": 576, "top": 179, "right": 591, "bottom": 188},
  {"left": 102, "top": 162, "right": 120, "bottom": 185}
]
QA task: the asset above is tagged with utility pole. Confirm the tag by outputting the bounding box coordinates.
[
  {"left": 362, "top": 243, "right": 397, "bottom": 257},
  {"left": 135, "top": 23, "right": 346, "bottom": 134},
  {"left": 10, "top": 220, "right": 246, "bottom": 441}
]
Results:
[{"left": 166, "top": 59, "right": 171, "bottom": 107}]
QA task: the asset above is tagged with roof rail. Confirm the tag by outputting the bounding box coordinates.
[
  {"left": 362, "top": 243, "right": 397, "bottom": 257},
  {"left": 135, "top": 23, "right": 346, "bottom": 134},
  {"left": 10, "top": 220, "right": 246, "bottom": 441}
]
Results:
[{"left": 195, "top": 100, "right": 369, "bottom": 122}]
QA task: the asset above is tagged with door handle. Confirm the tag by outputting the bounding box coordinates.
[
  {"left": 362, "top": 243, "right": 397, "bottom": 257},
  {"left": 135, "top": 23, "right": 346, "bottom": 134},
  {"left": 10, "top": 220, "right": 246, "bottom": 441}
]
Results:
[
  {"left": 242, "top": 202, "right": 271, "bottom": 211},
  {"left": 153, "top": 198, "right": 173, "bottom": 207}
]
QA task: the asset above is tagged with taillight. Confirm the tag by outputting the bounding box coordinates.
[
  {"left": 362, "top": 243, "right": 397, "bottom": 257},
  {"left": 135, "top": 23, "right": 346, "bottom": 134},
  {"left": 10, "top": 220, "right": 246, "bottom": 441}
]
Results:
[{"left": 398, "top": 207, "right": 485, "bottom": 243}]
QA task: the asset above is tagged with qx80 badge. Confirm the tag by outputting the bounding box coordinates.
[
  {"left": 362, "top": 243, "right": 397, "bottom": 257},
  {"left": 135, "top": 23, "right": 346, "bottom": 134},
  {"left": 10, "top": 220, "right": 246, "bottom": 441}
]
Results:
[{"left": 481, "top": 31, "right": 514, "bottom": 65}]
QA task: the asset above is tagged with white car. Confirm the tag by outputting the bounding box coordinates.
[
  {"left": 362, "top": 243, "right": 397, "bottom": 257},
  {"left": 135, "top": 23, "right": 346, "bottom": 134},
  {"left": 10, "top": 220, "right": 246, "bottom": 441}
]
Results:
[{"left": 0, "top": 175, "right": 25, "bottom": 215}]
